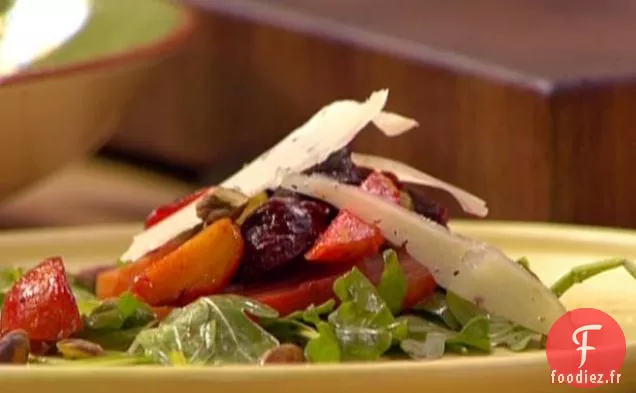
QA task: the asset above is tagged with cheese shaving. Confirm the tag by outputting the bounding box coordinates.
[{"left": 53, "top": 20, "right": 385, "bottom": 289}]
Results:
[
  {"left": 120, "top": 89, "right": 417, "bottom": 262},
  {"left": 350, "top": 153, "right": 488, "bottom": 217}
]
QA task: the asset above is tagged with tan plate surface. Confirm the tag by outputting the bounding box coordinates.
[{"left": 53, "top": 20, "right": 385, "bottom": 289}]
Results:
[{"left": 1, "top": 220, "right": 635, "bottom": 393}]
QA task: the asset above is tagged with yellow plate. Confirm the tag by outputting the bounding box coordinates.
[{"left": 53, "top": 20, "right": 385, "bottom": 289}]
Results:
[{"left": 1, "top": 220, "right": 635, "bottom": 393}]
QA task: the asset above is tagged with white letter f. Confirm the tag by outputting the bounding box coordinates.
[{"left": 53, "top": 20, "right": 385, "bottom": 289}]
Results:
[{"left": 572, "top": 324, "right": 602, "bottom": 368}]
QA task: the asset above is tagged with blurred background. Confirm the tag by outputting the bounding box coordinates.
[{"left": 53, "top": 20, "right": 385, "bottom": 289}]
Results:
[{"left": 2, "top": 0, "right": 636, "bottom": 229}]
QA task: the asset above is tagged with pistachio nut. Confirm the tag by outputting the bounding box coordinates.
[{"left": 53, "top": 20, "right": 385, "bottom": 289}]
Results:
[
  {"left": 260, "top": 343, "right": 306, "bottom": 364},
  {"left": 196, "top": 187, "right": 249, "bottom": 225},
  {"left": 56, "top": 338, "right": 104, "bottom": 359},
  {"left": 0, "top": 329, "right": 30, "bottom": 364}
]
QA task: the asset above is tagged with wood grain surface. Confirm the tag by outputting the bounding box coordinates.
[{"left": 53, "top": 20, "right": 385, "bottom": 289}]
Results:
[
  {"left": 0, "top": 159, "right": 192, "bottom": 228},
  {"left": 107, "top": 1, "right": 636, "bottom": 228}
]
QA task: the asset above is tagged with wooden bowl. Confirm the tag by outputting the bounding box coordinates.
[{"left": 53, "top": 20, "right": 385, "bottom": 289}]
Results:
[{"left": 0, "top": 0, "right": 196, "bottom": 200}]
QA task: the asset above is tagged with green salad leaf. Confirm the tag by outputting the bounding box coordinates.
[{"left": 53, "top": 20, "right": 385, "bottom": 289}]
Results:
[
  {"left": 128, "top": 295, "right": 279, "bottom": 365},
  {"left": 397, "top": 257, "right": 559, "bottom": 358},
  {"left": 0, "top": 267, "right": 24, "bottom": 307},
  {"left": 448, "top": 316, "right": 491, "bottom": 352},
  {"left": 549, "top": 257, "right": 636, "bottom": 298},
  {"left": 489, "top": 316, "right": 539, "bottom": 352},
  {"left": 445, "top": 290, "right": 485, "bottom": 326},
  {"left": 301, "top": 301, "right": 342, "bottom": 362},
  {"left": 262, "top": 299, "right": 342, "bottom": 362},
  {"left": 84, "top": 292, "right": 154, "bottom": 330},
  {"left": 305, "top": 321, "right": 341, "bottom": 362},
  {"left": 66, "top": 275, "right": 102, "bottom": 315},
  {"left": 399, "top": 256, "right": 549, "bottom": 359},
  {"left": 411, "top": 291, "right": 462, "bottom": 331},
  {"left": 377, "top": 249, "right": 408, "bottom": 315},
  {"left": 399, "top": 314, "right": 491, "bottom": 359},
  {"left": 260, "top": 300, "right": 333, "bottom": 347},
  {"left": 327, "top": 267, "right": 407, "bottom": 361},
  {"left": 278, "top": 249, "right": 412, "bottom": 362},
  {"left": 399, "top": 265, "right": 544, "bottom": 360},
  {"left": 261, "top": 318, "right": 319, "bottom": 347},
  {"left": 75, "top": 292, "right": 157, "bottom": 351},
  {"left": 285, "top": 299, "right": 335, "bottom": 321}
]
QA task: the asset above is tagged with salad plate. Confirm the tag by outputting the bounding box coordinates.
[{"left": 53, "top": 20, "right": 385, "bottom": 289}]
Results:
[
  {"left": 0, "top": 90, "right": 635, "bottom": 393},
  {"left": 0, "top": 220, "right": 634, "bottom": 393}
]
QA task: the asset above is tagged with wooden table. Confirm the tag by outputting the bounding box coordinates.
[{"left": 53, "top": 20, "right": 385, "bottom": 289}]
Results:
[
  {"left": 108, "top": 0, "right": 636, "bottom": 228},
  {"left": 0, "top": 159, "right": 192, "bottom": 228}
]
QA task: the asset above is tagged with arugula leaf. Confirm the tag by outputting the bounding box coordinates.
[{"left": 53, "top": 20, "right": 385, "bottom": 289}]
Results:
[
  {"left": 446, "top": 291, "right": 540, "bottom": 351},
  {"left": 402, "top": 285, "right": 544, "bottom": 360},
  {"left": 489, "top": 316, "right": 542, "bottom": 352},
  {"left": 76, "top": 292, "right": 157, "bottom": 351},
  {"left": 305, "top": 322, "right": 341, "bottom": 363},
  {"left": 294, "top": 301, "right": 342, "bottom": 362},
  {"left": 0, "top": 267, "right": 23, "bottom": 307},
  {"left": 401, "top": 335, "right": 446, "bottom": 359},
  {"left": 398, "top": 316, "right": 452, "bottom": 359},
  {"left": 261, "top": 300, "right": 341, "bottom": 362},
  {"left": 445, "top": 290, "right": 485, "bottom": 326},
  {"left": 507, "top": 256, "right": 636, "bottom": 351},
  {"left": 443, "top": 258, "right": 544, "bottom": 352},
  {"left": 444, "top": 289, "right": 543, "bottom": 353},
  {"left": 303, "top": 301, "right": 336, "bottom": 323},
  {"left": 261, "top": 318, "right": 318, "bottom": 346},
  {"left": 398, "top": 315, "right": 449, "bottom": 340},
  {"left": 84, "top": 292, "right": 154, "bottom": 331},
  {"left": 412, "top": 291, "right": 462, "bottom": 331},
  {"left": 78, "top": 325, "right": 152, "bottom": 352},
  {"left": 267, "top": 252, "right": 409, "bottom": 363},
  {"left": 117, "top": 292, "right": 151, "bottom": 321},
  {"left": 328, "top": 267, "right": 407, "bottom": 361},
  {"left": 446, "top": 316, "right": 490, "bottom": 352},
  {"left": 377, "top": 249, "right": 407, "bottom": 315},
  {"left": 66, "top": 274, "right": 102, "bottom": 315},
  {"left": 128, "top": 295, "right": 279, "bottom": 365},
  {"left": 285, "top": 299, "right": 335, "bottom": 322},
  {"left": 452, "top": 258, "right": 540, "bottom": 351},
  {"left": 550, "top": 257, "right": 636, "bottom": 298},
  {"left": 398, "top": 314, "right": 491, "bottom": 359}
]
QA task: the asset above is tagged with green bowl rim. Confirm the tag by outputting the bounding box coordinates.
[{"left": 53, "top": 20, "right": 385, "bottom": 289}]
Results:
[{"left": 0, "top": 1, "right": 198, "bottom": 87}]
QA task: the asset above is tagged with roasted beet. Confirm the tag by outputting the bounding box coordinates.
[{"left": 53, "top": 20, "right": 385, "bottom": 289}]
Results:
[
  {"left": 238, "top": 196, "right": 334, "bottom": 279},
  {"left": 403, "top": 185, "right": 449, "bottom": 227},
  {"left": 378, "top": 170, "right": 401, "bottom": 189},
  {"left": 355, "top": 163, "right": 449, "bottom": 226},
  {"left": 303, "top": 147, "right": 369, "bottom": 185}
]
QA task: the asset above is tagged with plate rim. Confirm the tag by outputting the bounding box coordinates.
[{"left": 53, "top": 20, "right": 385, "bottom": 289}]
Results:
[
  {"left": 3, "top": 219, "right": 636, "bottom": 245},
  {"left": 1, "top": 219, "right": 635, "bottom": 376}
]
